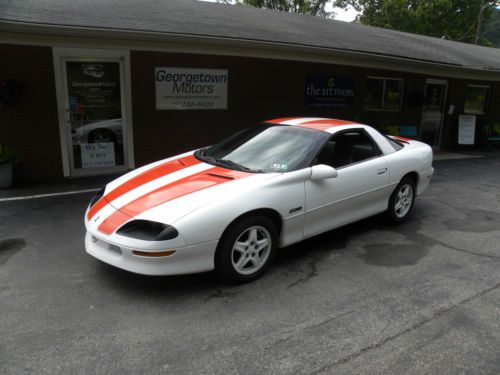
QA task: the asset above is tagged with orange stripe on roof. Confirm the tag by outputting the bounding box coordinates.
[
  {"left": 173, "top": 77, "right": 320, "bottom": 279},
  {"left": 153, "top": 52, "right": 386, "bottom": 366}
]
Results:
[
  {"left": 295, "top": 119, "right": 356, "bottom": 130},
  {"left": 87, "top": 154, "right": 200, "bottom": 221},
  {"left": 97, "top": 167, "right": 250, "bottom": 235},
  {"left": 393, "top": 136, "right": 413, "bottom": 142},
  {"left": 266, "top": 117, "right": 299, "bottom": 124}
]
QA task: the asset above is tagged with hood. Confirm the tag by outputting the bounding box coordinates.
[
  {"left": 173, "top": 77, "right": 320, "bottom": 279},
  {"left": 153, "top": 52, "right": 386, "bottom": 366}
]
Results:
[{"left": 86, "top": 153, "right": 277, "bottom": 236}]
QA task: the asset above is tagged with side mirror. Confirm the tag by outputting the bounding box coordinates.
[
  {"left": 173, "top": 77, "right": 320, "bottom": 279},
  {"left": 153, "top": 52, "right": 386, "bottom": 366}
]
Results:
[{"left": 310, "top": 164, "right": 338, "bottom": 181}]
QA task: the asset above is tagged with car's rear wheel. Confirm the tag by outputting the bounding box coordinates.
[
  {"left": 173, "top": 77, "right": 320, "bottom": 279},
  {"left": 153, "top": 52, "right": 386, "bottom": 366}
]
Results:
[
  {"left": 215, "top": 215, "right": 277, "bottom": 283},
  {"left": 386, "top": 177, "right": 416, "bottom": 223}
]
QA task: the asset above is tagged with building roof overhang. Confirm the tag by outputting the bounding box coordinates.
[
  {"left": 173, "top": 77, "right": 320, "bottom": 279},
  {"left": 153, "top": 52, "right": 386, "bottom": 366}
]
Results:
[{"left": 1, "top": 0, "right": 500, "bottom": 81}]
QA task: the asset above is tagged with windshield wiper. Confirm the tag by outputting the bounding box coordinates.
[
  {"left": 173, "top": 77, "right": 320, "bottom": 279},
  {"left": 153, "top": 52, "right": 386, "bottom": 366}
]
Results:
[
  {"left": 215, "top": 159, "right": 263, "bottom": 173},
  {"left": 196, "top": 150, "right": 263, "bottom": 173}
]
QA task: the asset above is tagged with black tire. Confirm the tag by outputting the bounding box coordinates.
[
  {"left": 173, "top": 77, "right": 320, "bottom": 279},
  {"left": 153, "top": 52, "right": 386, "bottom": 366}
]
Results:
[
  {"left": 215, "top": 215, "right": 278, "bottom": 283},
  {"left": 386, "top": 177, "right": 416, "bottom": 223},
  {"left": 88, "top": 128, "right": 116, "bottom": 143}
]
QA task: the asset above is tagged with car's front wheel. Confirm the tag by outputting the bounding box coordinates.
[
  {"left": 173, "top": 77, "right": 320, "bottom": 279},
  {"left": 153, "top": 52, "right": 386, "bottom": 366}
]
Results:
[
  {"left": 215, "top": 215, "right": 277, "bottom": 283},
  {"left": 387, "top": 177, "right": 416, "bottom": 223}
]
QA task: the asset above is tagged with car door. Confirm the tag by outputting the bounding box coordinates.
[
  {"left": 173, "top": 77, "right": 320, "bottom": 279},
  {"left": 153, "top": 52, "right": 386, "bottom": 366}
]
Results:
[{"left": 303, "top": 129, "right": 391, "bottom": 238}]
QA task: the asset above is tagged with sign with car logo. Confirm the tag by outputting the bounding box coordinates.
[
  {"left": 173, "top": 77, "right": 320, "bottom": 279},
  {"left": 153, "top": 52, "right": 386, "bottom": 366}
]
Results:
[{"left": 155, "top": 67, "right": 228, "bottom": 110}]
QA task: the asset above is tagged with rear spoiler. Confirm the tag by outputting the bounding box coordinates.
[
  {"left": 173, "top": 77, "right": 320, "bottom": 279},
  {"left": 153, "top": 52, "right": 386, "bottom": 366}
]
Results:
[{"left": 387, "top": 135, "right": 412, "bottom": 144}]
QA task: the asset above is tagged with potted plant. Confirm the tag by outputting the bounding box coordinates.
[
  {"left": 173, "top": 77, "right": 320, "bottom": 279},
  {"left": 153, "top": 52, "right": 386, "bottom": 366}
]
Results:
[{"left": 0, "top": 144, "right": 17, "bottom": 188}]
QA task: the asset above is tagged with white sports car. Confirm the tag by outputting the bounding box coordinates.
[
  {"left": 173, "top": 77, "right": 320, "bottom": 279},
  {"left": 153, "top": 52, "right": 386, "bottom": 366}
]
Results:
[{"left": 85, "top": 117, "right": 434, "bottom": 282}]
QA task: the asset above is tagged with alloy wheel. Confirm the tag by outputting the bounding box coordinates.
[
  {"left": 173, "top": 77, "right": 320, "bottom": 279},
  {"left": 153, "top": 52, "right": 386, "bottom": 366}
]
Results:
[
  {"left": 394, "top": 184, "right": 414, "bottom": 218},
  {"left": 231, "top": 226, "right": 272, "bottom": 275}
]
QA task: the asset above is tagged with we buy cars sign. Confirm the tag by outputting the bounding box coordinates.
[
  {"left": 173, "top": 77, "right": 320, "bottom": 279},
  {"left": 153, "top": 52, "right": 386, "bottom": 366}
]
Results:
[{"left": 155, "top": 67, "right": 228, "bottom": 110}]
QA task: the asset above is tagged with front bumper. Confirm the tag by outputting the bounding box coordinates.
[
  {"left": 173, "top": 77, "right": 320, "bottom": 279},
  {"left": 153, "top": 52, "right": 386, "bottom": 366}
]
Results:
[{"left": 85, "top": 231, "right": 218, "bottom": 276}]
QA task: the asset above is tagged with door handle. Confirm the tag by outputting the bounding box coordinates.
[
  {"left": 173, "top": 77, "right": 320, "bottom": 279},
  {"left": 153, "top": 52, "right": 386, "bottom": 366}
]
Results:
[{"left": 377, "top": 168, "right": 387, "bottom": 175}]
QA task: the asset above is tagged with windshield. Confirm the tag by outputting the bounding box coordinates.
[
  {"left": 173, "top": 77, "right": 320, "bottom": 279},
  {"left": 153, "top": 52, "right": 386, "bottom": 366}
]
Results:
[{"left": 195, "top": 124, "right": 329, "bottom": 173}]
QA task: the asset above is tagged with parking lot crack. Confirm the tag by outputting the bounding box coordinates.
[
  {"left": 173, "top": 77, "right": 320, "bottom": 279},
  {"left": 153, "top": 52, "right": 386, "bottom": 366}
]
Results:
[
  {"left": 286, "top": 257, "right": 320, "bottom": 289},
  {"left": 312, "top": 281, "right": 500, "bottom": 374},
  {"left": 437, "top": 242, "right": 500, "bottom": 259},
  {"left": 269, "top": 307, "right": 363, "bottom": 349},
  {"left": 204, "top": 289, "right": 240, "bottom": 301},
  {"left": 406, "top": 220, "right": 500, "bottom": 260},
  {"left": 418, "top": 225, "right": 500, "bottom": 259},
  {"left": 307, "top": 307, "right": 365, "bottom": 331}
]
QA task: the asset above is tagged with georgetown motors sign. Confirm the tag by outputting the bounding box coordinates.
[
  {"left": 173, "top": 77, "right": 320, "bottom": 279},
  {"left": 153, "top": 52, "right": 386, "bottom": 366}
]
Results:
[{"left": 155, "top": 67, "right": 228, "bottom": 110}]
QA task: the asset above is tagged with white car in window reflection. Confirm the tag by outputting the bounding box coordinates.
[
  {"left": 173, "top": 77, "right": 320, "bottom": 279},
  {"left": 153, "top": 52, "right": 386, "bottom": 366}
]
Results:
[
  {"left": 85, "top": 117, "right": 434, "bottom": 283},
  {"left": 72, "top": 118, "right": 123, "bottom": 144}
]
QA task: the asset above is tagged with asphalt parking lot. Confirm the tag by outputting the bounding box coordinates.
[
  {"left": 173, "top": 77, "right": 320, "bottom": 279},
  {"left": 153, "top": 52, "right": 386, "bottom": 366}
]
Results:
[{"left": 1, "top": 155, "right": 500, "bottom": 374}]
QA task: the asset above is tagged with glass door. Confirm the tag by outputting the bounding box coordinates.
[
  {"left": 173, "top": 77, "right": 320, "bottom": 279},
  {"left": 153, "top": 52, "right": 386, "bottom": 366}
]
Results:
[
  {"left": 63, "top": 59, "right": 128, "bottom": 175},
  {"left": 420, "top": 80, "right": 448, "bottom": 148}
]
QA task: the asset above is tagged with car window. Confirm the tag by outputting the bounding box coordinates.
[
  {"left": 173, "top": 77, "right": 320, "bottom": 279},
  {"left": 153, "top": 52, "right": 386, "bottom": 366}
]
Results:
[
  {"left": 197, "top": 124, "right": 330, "bottom": 173},
  {"left": 384, "top": 135, "right": 404, "bottom": 151},
  {"left": 315, "top": 129, "right": 380, "bottom": 168}
]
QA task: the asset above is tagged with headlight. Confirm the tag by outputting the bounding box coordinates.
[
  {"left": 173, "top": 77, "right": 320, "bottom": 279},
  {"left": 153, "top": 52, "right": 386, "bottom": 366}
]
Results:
[
  {"left": 89, "top": 187, "right": 105, "bottom": 208},
  {"left": 116, "top": 220, "right": 179, "bottom": 241}
]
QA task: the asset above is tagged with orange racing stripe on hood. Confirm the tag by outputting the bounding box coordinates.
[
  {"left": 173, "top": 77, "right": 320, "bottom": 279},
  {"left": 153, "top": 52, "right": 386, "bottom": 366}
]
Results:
[
  {"left": 87, "top": 154, "right": 200, "bottom": 221},
  {"left": 97, "top": 167, "right": 250, "bottom": 235}
]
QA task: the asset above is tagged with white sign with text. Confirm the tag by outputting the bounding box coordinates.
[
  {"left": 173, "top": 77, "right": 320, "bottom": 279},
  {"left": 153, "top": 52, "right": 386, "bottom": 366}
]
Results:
[
  {"left": 80, "top": 142, "right": 116, "bottom": 168},
  {"left": 155, "top": 67, "right": 228, "bottom": 110},
  {"left": 458, "top": 115, "right": 476, "bottom": 145}
]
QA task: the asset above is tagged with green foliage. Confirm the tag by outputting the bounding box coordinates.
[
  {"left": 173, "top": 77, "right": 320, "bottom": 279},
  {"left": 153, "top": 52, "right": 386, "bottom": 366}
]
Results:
[
  {"left": 380, "top": 124, "right": 399, "bottom": 135},
  {"left": 0, "top": 144, "right": 17, "bottom": 166},
  {"left": 233, "top": 0, "right": 332, "bottom": 17},
  {"left": 483, "top": 8, "right": 500, "bottom": 46},
  {"left": 489, "top": 122, "right": 500, "bottom": 135},
  {"left": 335, "top": 0, "right": 500, "bottom": 46}
]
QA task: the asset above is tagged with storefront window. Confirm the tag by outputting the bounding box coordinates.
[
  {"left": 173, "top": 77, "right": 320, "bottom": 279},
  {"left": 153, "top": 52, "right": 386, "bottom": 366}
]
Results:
[
  {"left": 464, "top": 85, "right": 490, "bottom": 114},
  {"left": 66, "top": 61, "right": 125, "bottom": 170},
  {"left": 365, "top": 77, "right": 403, "bottom": 111},
  {"left": 365, "top": 78, "right": 384, "bottom": 110},
  {"left": 384, "top": 79, "right": 403, "bottom": 110}
]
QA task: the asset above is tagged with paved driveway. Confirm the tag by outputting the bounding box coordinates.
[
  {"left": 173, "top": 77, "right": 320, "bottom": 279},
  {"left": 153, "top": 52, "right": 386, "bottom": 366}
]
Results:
[{"left": 1, "top": 156, "right": 499, "bottom": 374}]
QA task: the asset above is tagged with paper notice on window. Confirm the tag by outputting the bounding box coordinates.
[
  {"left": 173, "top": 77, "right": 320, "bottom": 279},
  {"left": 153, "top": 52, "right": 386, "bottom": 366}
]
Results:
[
  {"left": 80, "top": 142, "right": 116, "bottom": 168},
  {"left": 458, "top": 115, "right": 476, "bottom": 145}
]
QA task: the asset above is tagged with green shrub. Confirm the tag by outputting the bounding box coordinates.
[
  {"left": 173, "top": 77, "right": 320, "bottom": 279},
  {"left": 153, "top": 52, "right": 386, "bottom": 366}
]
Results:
[
  {"left": 491, "top": 123, "right": 500, "bottom": 135},
  {"left": 0, "top": 144, "right": 17, "bottom": 166},
  {"left": 380, "top": 125, "right": 399, "bottom": 135}
]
